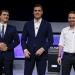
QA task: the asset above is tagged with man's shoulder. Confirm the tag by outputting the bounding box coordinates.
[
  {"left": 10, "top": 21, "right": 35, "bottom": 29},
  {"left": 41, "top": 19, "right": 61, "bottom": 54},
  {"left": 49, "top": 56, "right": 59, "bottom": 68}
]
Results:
[
  {"left": 42, "top": 20, "right": 51, "bottom": 27},
  {"left": 7, "top": 24, "right": 16, "bottom": 29},
  {"left": 42, "top": 19, "right": 50, "bottom": 23},
  {"left": 62, "top": 26, "right": 69, "bottom": 31},
  {"left": 25, "top": 20, "right": 33, "bottom": 24}
]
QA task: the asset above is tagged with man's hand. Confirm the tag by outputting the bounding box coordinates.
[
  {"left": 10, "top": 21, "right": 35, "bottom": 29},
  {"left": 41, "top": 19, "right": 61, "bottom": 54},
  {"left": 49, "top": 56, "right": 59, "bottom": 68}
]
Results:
[
  {"left": 0, "top": 43, "right": 8, "bottom": 51},
  {"left": 0, "top": 43, "right": 6, "bottom": 49},
  {"left": 24, "top": 49, "right": 31, "bottom": 58},
  {"left": 35, "top": 48, "right": 45, "bottom": 56},
  {"left": 1, "top": 46, "right": 8, "bottom": 51},
  {"left": 57, "top": 57, "right": 62, "bottom": 65}
]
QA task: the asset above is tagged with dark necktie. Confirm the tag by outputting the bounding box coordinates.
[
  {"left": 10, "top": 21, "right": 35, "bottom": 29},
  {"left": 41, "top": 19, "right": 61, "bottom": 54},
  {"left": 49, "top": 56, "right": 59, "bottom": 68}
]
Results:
[{"left": 2, "top": 25, "right": 4, "bottom": 38}]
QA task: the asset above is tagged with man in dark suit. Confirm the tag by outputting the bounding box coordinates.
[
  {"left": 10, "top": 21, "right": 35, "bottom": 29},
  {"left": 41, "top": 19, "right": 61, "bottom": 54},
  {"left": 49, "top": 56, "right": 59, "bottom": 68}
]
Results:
[
  {"left": 21, "top": 4, "right": 53, "bottom": 75},
  {"left": 0, "top": 10, "right": 20, "bottom": 75}
]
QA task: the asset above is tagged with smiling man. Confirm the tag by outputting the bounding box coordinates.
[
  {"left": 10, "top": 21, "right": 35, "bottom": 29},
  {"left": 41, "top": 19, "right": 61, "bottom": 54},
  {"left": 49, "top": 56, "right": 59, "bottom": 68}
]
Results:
[
  {"left": 57, "top": 11, "right": 75, "bottom": 75},
  {"left": 21, "top": 4, "right": 53, "bottom": 75},
  {"left": 0, "top": 9, "right": 20, "bottom": 75}
]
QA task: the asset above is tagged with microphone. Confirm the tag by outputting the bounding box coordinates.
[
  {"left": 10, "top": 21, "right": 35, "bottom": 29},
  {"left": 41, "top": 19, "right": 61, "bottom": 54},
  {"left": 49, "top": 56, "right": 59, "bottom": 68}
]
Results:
[
  {"left": 36, "top": 27, "right": 38, "bottom": 29},
  {"left": 73, "top": 32, "right": 74, "bottom": 33}
]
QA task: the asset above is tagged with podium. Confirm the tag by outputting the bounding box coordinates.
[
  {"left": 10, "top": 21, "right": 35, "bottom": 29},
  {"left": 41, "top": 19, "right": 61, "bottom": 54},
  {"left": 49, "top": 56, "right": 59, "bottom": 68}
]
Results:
[{"left": 48, "top": 45, "right": 60, "bottom": 72}]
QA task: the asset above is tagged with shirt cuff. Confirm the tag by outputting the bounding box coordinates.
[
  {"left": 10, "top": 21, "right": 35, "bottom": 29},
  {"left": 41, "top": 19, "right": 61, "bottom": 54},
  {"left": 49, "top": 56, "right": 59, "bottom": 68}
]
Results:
[
  {"left": 24, "top": 49, "right": 27, "bottom": 52},
  {"left": 41, "top": 47, "right": 45, "bottom": 51},
  {"left": 58, "top": 43, "right": 64, "bottom": 47}
]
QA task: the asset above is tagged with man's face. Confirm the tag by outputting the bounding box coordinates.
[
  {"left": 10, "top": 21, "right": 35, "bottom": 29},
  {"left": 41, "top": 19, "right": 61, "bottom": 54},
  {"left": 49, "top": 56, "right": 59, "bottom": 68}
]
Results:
[
  {"left": 0, "top": 11, "right": 9, "bottom": 22},
  {"left": 68, "top": 13, "right": 75, "bottom": 26},
  {"left": 33, "top": 7, "right": 43, "bottom": 19}
]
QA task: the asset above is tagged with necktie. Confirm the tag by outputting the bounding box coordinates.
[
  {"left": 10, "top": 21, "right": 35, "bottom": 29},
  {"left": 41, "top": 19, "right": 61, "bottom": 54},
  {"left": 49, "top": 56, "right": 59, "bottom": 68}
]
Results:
[{"left": 2, "top": 25, "right": 4, "bottom": 38}]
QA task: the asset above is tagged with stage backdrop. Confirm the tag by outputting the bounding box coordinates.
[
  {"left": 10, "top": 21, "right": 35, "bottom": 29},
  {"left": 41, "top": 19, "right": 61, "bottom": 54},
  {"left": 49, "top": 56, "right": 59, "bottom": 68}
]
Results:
[
  {"left": 7, "top": 20, "right": 68, "bottom": 58},
  {"left": 14, "top": 33, "right": 60, "bottom": 58}
]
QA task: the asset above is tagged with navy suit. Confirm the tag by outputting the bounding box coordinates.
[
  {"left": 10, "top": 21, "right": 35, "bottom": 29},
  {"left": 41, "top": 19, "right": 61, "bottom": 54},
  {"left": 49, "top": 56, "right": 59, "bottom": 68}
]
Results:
[
  {"left": 21, "top": 20, "right": 53, "bottom": 75},
  {"left": 0, "top": 24, "right": 20, "bottom": 75}
]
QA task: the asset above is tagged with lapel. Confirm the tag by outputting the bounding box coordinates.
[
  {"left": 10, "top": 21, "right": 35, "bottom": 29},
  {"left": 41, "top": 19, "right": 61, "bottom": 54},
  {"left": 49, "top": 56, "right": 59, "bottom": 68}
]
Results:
[
  {"left": 3, "top": 24, "right": 10, "bottom": 39},
  {"left": 36, "top": 20, "right": 44, "bottom": 37},
  {"left": 0, "top": 30, "right": 1, "bottom": 39},
  {"left": 31, "top": 20, "right": 35, "bottom": 38}
]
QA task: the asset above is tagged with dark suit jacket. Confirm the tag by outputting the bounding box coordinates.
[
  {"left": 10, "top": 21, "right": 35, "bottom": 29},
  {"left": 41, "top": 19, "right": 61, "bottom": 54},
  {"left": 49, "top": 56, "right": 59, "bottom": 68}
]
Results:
[
  {"left": 0, "top": 24, "right": 20, "bottom": 60},
  {"left": 21, "top": 20, "right": 53, "bottom": 59}
]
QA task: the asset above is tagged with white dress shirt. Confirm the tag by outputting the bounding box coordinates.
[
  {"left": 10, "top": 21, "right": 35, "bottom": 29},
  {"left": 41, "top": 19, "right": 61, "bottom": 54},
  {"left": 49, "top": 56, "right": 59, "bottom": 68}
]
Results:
[
  {"left": 59, "top": 26, "right": 75, "bottom": 53},
  {"left": 34, "top": 19, "right": 42, "bottom": 37},
  {"left": 0, "top": 23, "right": 7, "bottom": 37}
]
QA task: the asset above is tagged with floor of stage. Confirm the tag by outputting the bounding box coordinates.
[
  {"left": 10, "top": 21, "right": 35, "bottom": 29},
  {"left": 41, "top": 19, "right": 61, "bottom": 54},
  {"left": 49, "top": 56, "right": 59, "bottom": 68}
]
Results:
[
  {"left": 13, "top": 68, "right": 74, "bottom": 75},
  {"left": 2, "top": 60, "right": 75, "bottom": 75}
]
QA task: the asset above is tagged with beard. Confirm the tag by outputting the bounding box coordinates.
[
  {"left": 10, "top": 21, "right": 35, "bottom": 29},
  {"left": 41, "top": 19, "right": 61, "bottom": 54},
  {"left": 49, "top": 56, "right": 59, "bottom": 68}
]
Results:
[{"left": 69, "top": 22, "right": 75, "bottom": 27}]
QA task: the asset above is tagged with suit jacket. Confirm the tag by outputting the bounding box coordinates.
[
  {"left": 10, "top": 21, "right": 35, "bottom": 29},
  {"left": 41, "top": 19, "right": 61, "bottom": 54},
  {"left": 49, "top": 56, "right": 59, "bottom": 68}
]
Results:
[
  {"left": 21, "top": 20, "right": 53, "bottom": 59},
  {"left": 0, "top": 24, "right": 20, "bottom": 60}
]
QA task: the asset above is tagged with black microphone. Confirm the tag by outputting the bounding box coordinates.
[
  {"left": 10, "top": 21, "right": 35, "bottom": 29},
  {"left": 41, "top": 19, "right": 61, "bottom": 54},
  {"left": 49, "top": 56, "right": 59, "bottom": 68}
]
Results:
[
  {"left": 73, "top": 32, "right": 74, "bottom": 33},
  {"left": 36, "top": 27, "right": 38, "bottom": 29}
]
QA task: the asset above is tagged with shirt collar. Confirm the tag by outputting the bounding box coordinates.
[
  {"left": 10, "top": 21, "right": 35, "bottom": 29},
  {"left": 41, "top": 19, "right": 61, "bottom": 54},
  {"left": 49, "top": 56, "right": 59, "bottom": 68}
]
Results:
[
  {"left": 0, "top": 23, "right": 7, "bottom": 27},
  {"left": 34, "top": 18, "right": 42, "bottom": 23},
  {"left": 67, "top": 26, "right": 75, "bottom": 31}
]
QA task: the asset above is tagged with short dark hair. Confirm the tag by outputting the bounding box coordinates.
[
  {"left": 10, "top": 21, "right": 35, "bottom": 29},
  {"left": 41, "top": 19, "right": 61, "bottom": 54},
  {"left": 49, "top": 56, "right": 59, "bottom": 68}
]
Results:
[
  {"left": 68, "top": 11, "right": 75, "bottom": 15},
  {"left": 0, "top": 9, "right": 9, "bottom": 15},
  {"left": 33, "top": 4, "right": 43, "bottom": 11}
]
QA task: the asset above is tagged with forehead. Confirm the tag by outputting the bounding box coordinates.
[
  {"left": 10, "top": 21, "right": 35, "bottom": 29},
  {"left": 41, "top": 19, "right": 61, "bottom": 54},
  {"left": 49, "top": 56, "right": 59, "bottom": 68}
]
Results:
[
  {"left": 1, "top": 11, "right": 9, "bottom": 15},
  {"left": 68, "top": 13, "right": 75, "bottom": 17},
  {"left": 34, "top": 7, "right": 42, "bottom": 10}
]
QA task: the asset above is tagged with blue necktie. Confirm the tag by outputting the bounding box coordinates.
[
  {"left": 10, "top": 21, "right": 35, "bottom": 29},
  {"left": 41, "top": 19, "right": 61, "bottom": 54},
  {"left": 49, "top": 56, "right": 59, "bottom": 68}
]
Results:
[{"left": 2, "top": 25, "right": 4, "bottom": 38}]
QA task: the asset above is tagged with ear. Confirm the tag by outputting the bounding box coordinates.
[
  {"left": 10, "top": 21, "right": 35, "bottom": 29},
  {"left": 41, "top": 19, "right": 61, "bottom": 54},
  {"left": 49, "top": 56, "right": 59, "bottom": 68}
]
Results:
[{"left": 0, "top": 16, "right": 1, "bottom": 21}]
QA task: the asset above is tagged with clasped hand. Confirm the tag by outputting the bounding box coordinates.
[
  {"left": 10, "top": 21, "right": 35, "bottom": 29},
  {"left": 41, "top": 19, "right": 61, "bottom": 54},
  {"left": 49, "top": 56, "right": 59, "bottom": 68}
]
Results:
[{"left": 0, "top": 43, "right": 8, "bottom": 51}]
